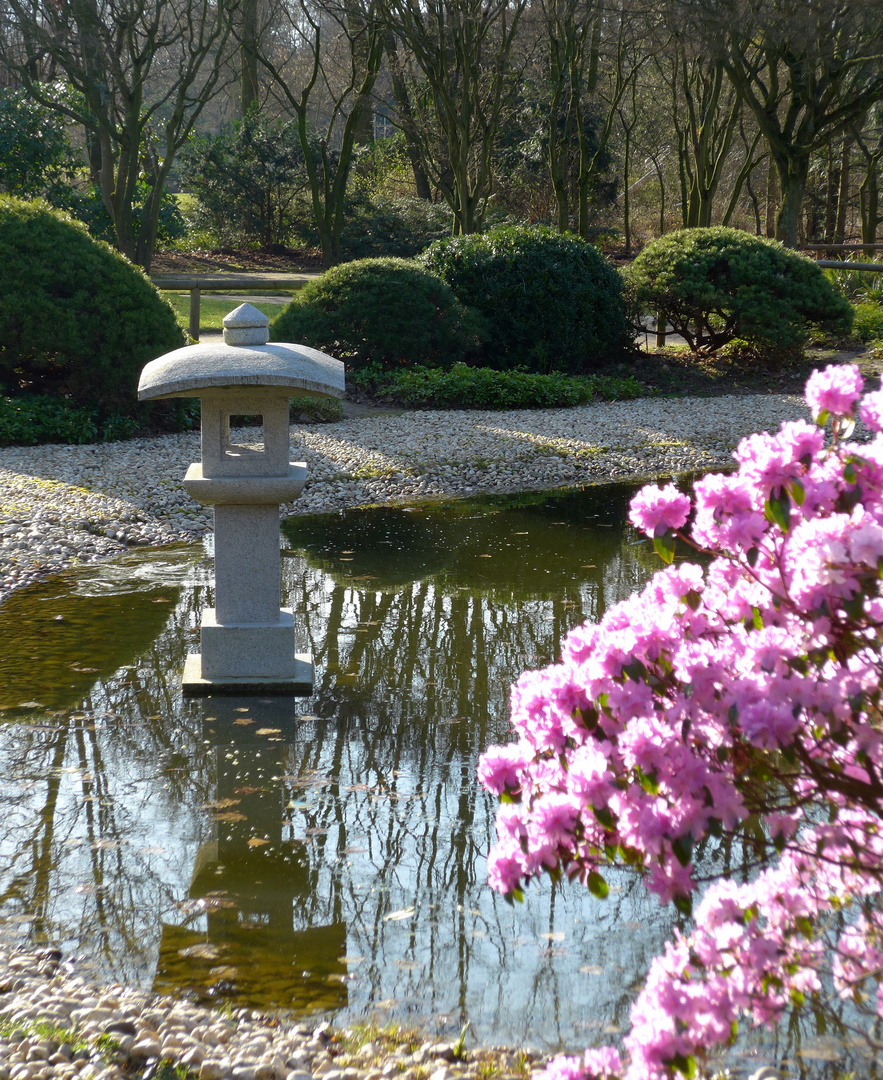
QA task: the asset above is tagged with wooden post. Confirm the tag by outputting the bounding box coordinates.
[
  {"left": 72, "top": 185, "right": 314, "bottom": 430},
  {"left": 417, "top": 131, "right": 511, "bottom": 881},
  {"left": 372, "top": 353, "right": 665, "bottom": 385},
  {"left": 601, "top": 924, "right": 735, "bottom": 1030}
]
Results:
[
  {"left": 655, "top": 312, "right": 666, "bottom": 349},
  {"left": 189, "top": 287, "right": 201, "bottom": 342}
]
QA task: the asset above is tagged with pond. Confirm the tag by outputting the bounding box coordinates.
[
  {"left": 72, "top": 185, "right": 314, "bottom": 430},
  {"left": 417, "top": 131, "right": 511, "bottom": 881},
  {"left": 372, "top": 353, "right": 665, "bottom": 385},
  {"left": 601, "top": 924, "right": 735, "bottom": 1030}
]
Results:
[{"left": 0, "top": 482, "right": 875, "bottom": 1074}]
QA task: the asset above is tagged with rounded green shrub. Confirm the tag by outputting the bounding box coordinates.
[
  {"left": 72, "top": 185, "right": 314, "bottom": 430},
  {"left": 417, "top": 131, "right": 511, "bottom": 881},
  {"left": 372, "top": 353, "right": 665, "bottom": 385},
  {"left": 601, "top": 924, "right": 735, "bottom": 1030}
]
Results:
[
  {"left": 269, "top": 257, "right": 485, "bottom": 371},
  {"left": 420, "top": 225, "right": 633, "bottom": 374},
  {"left": 626, "top": 227, "right": 853, "bottom": 355},
  {"left": 0, "top": 197, "right": 185, "bottom": 416}
]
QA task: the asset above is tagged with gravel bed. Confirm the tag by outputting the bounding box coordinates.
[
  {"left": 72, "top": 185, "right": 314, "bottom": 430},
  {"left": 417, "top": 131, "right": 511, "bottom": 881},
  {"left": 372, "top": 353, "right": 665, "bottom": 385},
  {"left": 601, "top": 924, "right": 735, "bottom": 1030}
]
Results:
[
  {"left": 0, "top": 395, "right": 813, "bottom": 603},
  {"left": 0, "top": 946, "right": 538, "bottom": 1080}
]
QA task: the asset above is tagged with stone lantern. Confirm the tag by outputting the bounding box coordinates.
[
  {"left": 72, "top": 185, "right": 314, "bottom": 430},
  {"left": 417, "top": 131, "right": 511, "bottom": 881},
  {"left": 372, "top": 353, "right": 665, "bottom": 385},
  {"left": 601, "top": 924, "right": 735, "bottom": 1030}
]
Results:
[{"left": 138, "top": 303, "right": 344, "bottom": 696}]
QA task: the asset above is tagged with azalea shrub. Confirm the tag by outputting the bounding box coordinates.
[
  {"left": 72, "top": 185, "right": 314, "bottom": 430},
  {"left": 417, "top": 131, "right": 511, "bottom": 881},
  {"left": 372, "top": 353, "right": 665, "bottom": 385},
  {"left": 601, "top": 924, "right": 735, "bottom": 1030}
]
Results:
[{"left": 479, "top": 363, "right": 883, "bottom": 1079}]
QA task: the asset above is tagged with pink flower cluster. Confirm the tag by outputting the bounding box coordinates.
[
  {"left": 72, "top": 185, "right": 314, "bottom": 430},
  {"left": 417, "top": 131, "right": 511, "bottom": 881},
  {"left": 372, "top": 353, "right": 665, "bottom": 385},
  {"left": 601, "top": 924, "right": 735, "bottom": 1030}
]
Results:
[{"left": 479, "top": 364, "right": 883, "bottom": 1080}]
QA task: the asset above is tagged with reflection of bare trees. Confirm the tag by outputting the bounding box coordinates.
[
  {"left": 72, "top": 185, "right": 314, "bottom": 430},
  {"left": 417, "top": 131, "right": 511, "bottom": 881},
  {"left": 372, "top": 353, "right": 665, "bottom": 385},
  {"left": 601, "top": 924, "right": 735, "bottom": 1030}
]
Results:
[{"left": 0, "top": 489, "right": 811, "bottom": 1051}]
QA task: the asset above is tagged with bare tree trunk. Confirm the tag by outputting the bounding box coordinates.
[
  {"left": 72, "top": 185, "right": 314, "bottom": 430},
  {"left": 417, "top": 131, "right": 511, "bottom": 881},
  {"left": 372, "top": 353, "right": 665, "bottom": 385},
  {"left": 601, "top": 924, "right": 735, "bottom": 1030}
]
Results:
[
  {"left": 835, "top": 138, "right": 851, "bottom": 244},
  {"left": 384, "top": 31, "right": 431, "bottom": 199},
  {"left": 765, "top": 160, "right": 777, "bottom": 238},
  {"left": 239, "top": 0, "right": 260, "bottom": 116}
]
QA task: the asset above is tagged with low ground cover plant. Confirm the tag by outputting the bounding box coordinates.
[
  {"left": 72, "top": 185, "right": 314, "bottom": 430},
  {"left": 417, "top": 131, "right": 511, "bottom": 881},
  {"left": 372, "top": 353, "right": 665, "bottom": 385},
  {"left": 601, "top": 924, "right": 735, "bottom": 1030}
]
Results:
[
  {"left": 479, "top": 363, "right": 883, "bottom": 1079},
  {"left": 421, "top": 225, "right": 633, "bottom": 374},
  {"left": 0, "top": 395, "right": 136, "bottom": 446},
  {"left": 270, "top": 257, "right": 484, "bottom": 371},
  {"left": 0, "top": 196, "right": 185, "bottom": 420},
  {"left": 353, "top": 364, "right": 643, "bottom": 409},
  {"left": 628, "top": 227, "right": 853, "bottom": 355},
  {"left": 849, "top": 300, "right": 883, "bottom": 343}
]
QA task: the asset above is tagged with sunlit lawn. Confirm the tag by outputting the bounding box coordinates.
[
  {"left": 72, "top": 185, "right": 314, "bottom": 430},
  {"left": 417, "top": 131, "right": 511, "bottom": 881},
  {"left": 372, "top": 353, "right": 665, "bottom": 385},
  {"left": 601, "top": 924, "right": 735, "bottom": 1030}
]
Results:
[{"left": 162, "top": 293, "right": 292, "bottom": 333}]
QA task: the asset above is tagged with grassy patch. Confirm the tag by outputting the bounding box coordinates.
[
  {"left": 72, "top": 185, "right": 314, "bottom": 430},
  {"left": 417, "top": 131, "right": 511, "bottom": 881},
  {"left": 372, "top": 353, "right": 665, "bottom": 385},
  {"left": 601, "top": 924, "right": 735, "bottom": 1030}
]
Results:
[{"left": 161, "top": 293, "right": 291, "bottom": 333}]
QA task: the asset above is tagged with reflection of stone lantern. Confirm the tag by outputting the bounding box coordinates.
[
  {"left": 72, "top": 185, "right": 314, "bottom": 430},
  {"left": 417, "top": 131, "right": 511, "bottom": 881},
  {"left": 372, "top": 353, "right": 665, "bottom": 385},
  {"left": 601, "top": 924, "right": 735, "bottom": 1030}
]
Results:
[
  {"left": 154, "top": 698, "right": 348, "bottom": 1011},
  {"left": 138, "top": 304, "right": 344, "bottom": 695}
]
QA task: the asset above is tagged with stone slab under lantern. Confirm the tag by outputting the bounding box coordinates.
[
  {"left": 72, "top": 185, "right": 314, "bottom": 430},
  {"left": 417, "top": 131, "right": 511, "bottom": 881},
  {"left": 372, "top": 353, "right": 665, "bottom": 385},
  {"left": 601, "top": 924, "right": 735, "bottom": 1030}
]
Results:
[{"left": 138, "top": 303, "right": 345, "bottom": 696}]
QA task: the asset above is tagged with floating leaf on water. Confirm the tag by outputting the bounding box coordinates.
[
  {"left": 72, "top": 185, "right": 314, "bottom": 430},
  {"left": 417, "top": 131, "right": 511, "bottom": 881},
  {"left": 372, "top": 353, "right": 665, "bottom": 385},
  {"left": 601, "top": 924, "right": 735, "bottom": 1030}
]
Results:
[
  {"left": 214, "top": 812, "right": 247, "bottom": 822},
  {"left": 177, "top": 896, "right": 237, "bottom": 914},
  {"left": 208, "top": 965, "right": 239, "bottom": 981},
  {"left": 234, "top": 707, "right": 250, "bottom": 713},
  {"left": 304, "top": 827, "right": 328, "bottom": 837},
  {"left": 341, "top": 847, "right": 366, "bottom": 855},
  {"left": 139, "top": 846, "right": 165, "bottom": 855},
  {"left": 91, "top": 839, "right": 119, "bottom": 850},
  {"left": 539, "top": 932, "right": 566, "bottom": 942},
  {"left": 202, "top": 798, "right": 241, "bottom": 810},
  {"left": 471, "top": 931, "right": 486, "bottom": 939},
  {"left": 256, "top": 728, "right": 281, "bottom": 736},
  {"left": 178, "top": 944, "right": 222, "bottom": 961},
  {"left": 393, "top": 960, "right": 419, "bottom": 970},
  {"left": 579, "top": 965, "right": 603, "bottom": 975},
  {"left": 233, "top": 718, "right": 253, "bottom": 726},
  {"left": 233, "top": 786, "right": 263, "bottom": 795},
  {"left": 247, "top": 837, "right": 270, "bottom": 847},
  {"left": 151, "top": 597, "right": 171, "bottom": 603},
  {"left": 383, "top": 907, "right": 416, "bottom": 922},
  {"left": 342, "top": 955, "right": 364, "bottom": 965},
  {"left": 17, "top": 701, "right": 43, "bottom": 709}
]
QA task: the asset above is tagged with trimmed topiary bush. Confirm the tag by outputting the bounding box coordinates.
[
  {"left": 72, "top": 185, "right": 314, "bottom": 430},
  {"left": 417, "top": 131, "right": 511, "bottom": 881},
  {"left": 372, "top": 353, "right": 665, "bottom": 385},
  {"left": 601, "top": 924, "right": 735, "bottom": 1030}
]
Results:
[
  {"left": 0, "top": 197, "right": 185, "bottom": 417},
  {"left": 420, "top": 225, "right": 633, "bottom": 374},
  {"left": 627, "top": 226, "right": 853, "bottom": 355},
  {"left": 269, "top": 257, "right": 485, "bottom": 372}
]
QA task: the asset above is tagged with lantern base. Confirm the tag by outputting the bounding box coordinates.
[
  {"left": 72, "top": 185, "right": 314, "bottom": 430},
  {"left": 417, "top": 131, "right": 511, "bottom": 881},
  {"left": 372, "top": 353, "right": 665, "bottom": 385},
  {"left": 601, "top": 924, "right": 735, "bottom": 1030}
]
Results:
[{"left": 181, "top": 652, "right": 314, "bottom": 697}]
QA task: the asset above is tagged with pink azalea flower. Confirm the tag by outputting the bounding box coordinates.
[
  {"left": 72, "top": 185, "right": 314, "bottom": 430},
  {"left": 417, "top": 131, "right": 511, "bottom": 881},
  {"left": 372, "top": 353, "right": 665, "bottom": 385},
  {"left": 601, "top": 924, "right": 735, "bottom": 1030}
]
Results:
[
  {"left": 628, "top": 483, "right": 692, "bottom": 537},
  {"left": 805, "top": 363, "right": 863, "bottom": 420}
]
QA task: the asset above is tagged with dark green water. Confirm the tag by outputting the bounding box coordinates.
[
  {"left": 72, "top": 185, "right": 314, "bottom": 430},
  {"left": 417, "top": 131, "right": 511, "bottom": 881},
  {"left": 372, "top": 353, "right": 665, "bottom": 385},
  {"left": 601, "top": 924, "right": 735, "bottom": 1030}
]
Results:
[{"left": 0, "top": 483, "right": 875, "bottom": 1071}]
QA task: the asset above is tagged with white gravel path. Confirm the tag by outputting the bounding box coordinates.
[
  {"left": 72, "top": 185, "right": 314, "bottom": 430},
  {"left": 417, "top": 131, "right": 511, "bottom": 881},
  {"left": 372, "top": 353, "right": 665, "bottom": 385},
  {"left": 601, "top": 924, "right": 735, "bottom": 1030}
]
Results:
[{"left": 0, "top": 394, "right": 811, "bottom": 602}]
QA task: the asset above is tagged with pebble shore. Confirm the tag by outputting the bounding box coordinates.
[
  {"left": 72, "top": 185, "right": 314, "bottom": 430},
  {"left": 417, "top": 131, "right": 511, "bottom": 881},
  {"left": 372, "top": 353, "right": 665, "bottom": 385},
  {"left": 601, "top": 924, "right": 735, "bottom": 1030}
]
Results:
[
  {"left": 0, "top": 394, "right": 813, "bottom": 603},
  {"left": 0, "top": 946, "right": 532, "bottom": 1080}
]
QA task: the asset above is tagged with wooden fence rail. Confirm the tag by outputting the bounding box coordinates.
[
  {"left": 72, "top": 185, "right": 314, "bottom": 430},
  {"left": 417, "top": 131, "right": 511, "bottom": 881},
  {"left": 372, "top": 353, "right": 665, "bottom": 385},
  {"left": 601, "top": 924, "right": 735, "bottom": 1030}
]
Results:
[{"left": 149, "top": 273, "right": 317, "bottom": 340}]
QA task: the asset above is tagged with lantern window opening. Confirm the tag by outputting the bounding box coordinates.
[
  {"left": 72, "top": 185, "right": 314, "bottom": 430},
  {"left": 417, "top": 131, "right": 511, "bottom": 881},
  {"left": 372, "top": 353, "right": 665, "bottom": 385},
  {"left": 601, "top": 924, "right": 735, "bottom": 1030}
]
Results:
[{"left": 226, "top": 414, "right": 265, "bottom": 457}]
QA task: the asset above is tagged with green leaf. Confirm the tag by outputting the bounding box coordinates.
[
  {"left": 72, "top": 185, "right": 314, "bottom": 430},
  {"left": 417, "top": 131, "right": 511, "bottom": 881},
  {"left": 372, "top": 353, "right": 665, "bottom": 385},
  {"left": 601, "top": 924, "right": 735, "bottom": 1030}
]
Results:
[
  {"left": 653, "top": 530, "right": 676, "bottom": 564},
  {"left": 668, "top": 1053, "right": 697, "bottom": 1079},
  {"left": 623, "top": 659, "right": 647, "bottom": 681},
  {"left": 795, "top": 916, "right": 814, "bottom": 939},
  {"left": 587, "top": 870, "right": 609, "bottom": 899},
  {"left": 765, "top": 489, "right": 791, "bottom": 531},
  {"left": 788, "top": 478, "right": 805, "bottom": 506},
  {"left": 684, "top": 590, "right": 701, "bottom": 611},
  {"left": 816, "top": 408, "right": 830, "bottom": 428},
  {"left": 593, "top": 805, "right": 615, "bottom": 830},
  {"left": 672, "top": 834, "right": 693, "bottom": 867},
  {"left": 674, "top": 893, "right": 693, "bottom": 917},
  {"left": 842, "top": 595, "right": 864, "bottom": 621},
  {"left": 636, "top": 767, "right": 660, "bottom": 795},
  {"left": 746, "top": 546, "right": 760, "bottom": 567},
  {"left": 752, "top": 607, "right": 764, "bottom": 631}
]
